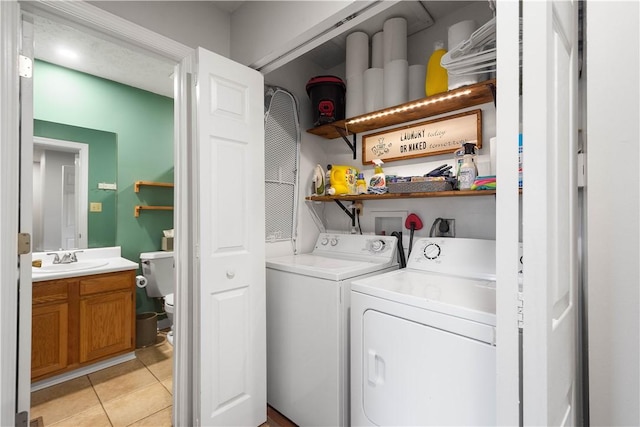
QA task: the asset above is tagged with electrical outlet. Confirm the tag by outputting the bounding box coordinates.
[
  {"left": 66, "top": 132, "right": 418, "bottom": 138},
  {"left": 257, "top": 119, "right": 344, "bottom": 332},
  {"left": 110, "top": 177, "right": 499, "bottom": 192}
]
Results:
[
  {"left": 90, "top": 202, "right": 102, "bottom": 212},
  {"left": 352, "top": 202, "right": 363, "bottom": 216},
  {"left": 438, "top": 218, "right": 455, "bottom": 237}
]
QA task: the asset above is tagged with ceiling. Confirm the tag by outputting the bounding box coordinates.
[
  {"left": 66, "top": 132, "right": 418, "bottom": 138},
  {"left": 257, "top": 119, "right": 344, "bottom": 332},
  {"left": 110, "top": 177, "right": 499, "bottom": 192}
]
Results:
[{"left": 32, "top": 1, "right": 477, "bottom": 98}]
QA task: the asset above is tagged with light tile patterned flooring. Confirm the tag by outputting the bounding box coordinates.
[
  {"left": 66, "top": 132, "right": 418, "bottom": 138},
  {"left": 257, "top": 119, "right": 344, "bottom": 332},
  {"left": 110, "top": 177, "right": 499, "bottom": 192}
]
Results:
[{"left": 31, "top": 333, "right": 173, "bottom": 427}]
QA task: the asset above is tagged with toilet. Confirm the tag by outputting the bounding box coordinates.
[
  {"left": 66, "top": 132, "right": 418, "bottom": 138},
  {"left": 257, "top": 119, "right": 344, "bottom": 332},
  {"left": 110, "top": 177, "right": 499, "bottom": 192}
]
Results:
[{"left": 140, "top": 251, "right": 175, "bottom": 345}]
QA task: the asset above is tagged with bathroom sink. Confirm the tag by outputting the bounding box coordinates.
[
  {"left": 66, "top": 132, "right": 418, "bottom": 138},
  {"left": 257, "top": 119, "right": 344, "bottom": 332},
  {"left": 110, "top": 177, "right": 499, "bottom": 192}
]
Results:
[{"left": 34, "top": 260, "right": 109, "bottom": 273}]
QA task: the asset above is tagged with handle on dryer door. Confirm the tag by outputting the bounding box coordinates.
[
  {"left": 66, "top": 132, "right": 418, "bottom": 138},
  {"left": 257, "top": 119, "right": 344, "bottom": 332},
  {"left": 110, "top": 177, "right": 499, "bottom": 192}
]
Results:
[{"left": 367, "top": 349, "right": 385, "bottom": 386}]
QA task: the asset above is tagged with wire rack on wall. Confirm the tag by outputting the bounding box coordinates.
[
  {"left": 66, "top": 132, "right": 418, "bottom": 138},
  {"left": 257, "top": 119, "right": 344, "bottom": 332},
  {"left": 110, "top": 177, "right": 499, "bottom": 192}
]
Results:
[{"left": 264, "top": 85, "right": 300, "bottom": 249}]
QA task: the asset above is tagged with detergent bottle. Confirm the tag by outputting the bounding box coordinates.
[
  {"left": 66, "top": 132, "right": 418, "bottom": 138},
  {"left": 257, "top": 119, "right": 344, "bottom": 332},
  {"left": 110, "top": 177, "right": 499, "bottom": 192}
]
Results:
[
  {"left": 330, "top": 165, "right": 359, "bottom": 195},
  {"left": 425, "top": 40, "right": 448, "bottom": 96},
  {"left": 457, "top": 143, "right": 478, "bottom": 190},
  {"left": 369, "top": 159, "right": 386, "bottom": 188},
  {"left": 356, "top": 173, "right": 367, "bottom": 194}
]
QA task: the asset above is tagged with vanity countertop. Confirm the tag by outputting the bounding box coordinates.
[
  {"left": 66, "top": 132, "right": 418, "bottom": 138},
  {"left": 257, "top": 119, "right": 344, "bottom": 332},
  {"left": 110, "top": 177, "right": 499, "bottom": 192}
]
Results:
[{"left": 31, "top": 246, "right": 138, "bottom": 282}]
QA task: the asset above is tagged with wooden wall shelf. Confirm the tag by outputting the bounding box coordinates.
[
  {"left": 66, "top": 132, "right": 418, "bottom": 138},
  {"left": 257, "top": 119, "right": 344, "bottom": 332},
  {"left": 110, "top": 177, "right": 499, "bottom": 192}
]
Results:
[
  {"left": 306, "top": 79, "right": 496, "bottom": 140},
  {"left": 306, "top": 190, "right": 496, "bottom": 202},
  {"left": 134, "top": 181, "right": 174, "bottom": 193},
  {"left": 134, "top": 205, "right": 173, "bottom": 217}
]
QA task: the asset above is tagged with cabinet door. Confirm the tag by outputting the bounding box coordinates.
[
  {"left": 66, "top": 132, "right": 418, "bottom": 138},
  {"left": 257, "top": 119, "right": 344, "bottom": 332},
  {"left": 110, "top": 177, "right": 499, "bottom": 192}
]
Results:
[
  {"left": 31, "top": 303, "right": 68, "bottom": 380},
  {"left": 79, "top": 290, "right": 134, "bottom": 363}
]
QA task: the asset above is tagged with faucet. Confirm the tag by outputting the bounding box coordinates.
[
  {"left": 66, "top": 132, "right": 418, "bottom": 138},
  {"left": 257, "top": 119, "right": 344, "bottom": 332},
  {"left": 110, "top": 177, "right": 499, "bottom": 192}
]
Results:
[{"left": 46, "top": 250, "right": 84, "bottom": 264}]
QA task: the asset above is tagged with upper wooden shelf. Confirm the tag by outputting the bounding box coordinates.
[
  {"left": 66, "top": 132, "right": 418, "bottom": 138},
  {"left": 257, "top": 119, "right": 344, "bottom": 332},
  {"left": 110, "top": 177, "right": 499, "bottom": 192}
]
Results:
[
  {"left": 306, "top": 189, "right": 496, "bottom": 202},
  {"left": 134, "top": 181, "right": 174, "bottom": 193},
  {"left": 306, "top": 79, "right": 496, "bottom": 140}
]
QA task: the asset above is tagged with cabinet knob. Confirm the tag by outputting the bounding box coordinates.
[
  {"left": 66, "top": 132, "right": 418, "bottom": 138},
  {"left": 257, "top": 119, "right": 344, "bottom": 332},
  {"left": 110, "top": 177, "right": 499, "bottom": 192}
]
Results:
[{"left": 226, "top": 270, "right": 235, "bottom": 279}]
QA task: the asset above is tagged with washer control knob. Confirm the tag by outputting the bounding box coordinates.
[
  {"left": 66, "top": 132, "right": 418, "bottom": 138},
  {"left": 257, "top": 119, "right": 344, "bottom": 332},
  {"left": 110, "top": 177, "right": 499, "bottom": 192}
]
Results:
[
  {"left": 370, "top": 240, "right": 386, "bottom": 252},
  {"left": 330, "top": 238, "right": 339, "bottom": 246},
  {"left": 423, "top": 243, "right": 441, "bottom": 260},
  {"left": 320, "top": 237, "right": 329, "bottom": 246}
]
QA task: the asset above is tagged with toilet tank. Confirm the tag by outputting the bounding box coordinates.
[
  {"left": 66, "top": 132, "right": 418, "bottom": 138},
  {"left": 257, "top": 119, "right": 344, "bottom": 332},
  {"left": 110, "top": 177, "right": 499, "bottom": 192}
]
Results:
[{"left": 140, "top": 251, "right": 175, "bottom": 297}]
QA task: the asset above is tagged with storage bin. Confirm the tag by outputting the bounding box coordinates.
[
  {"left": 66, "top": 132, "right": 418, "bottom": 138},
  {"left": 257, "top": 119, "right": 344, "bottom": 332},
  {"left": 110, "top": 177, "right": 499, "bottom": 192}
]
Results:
[{"left": 306, "top": 75, "right": 346, "bottom": 126}]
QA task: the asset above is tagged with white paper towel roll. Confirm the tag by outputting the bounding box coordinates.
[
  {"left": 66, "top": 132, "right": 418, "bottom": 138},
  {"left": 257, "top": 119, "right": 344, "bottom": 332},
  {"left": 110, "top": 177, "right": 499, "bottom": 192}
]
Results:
[
  {"left": 346, "top": 74, "right": 365, "bottom": 118},
  {"left": 136, "top": 275, "right": 148, "bottom": 288},
  {"left": 371, "top": 31, "right": 384, "bottom": 68},
  {"left": 408, "top": 64, "right": 427, "bottom": 101},
  {"left": 448, "top": 19, "right": 476, "bottom": 50},
  {"left": 383, "top": 17, "right": 407, "bottom": 64},
  {"left": 383, "top": 59, "right": 409, "bottom": 108},
  {"left": 447, "top": 19, "right": 481, "bottom": 90},
  {"left": 346, "top": 31, "right": 369, "bottom": 79},
  {"left": 363, "top": 68, "right": 384, "bottom": 112}
]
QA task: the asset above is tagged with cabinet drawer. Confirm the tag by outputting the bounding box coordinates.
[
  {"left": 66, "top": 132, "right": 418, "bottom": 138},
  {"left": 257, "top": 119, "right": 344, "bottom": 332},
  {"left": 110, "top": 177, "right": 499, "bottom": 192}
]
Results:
[
  {"left": 33, "top": 281, "right": 69, "bottom": 305},
  {"left": 80, "top": 271, "right": 134, "bottom": 296}
]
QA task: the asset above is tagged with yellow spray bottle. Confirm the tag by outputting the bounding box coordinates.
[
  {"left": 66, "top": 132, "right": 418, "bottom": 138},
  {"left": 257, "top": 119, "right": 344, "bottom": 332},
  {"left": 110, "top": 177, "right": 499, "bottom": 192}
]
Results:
[{"left": 369, "top": 159, "right": 386, "bottom": 188}]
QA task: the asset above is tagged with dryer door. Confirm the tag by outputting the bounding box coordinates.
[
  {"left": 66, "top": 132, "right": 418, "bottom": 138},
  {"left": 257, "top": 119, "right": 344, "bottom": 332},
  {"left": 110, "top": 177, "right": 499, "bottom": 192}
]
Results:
[{"left": 362, "top": 309, "right": 496, "bottom": 426}]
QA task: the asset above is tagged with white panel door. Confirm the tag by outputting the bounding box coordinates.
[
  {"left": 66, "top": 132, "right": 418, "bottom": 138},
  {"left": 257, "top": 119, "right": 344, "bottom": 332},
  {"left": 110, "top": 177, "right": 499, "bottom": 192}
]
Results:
[
  {"left": 522, "top": 1, "right": 579, "bottom": 425},
  {"left": 195, "top": 47, "right": 266, "bottom": 426}
]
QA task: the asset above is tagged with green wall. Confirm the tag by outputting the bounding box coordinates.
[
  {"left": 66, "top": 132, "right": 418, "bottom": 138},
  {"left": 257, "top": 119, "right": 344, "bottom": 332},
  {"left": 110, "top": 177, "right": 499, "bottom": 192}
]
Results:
[{"left": 34, "top": 60, "right": 174, "bottom": 314}]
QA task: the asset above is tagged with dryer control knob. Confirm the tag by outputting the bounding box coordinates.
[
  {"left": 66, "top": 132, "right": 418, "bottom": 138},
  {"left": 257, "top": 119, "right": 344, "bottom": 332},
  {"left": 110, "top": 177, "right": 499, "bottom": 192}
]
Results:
[
  {"left": 423, "top": 243, "right": 441, "bottom": 260},
  {"left": 370, "top": 240, "right": 386, "bottom": 252},
  {"left": 321, "top": 237, "right": 329, "bottom": 246},
  {"left": 330, "top": 238, "right": 339, "bottom": 246}
]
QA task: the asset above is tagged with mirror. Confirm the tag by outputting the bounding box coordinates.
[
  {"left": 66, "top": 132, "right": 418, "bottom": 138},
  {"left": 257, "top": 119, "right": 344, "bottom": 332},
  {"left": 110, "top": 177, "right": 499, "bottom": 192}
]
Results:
[{"left": 33, "top": 120, "right": 118, "bottom": 251}]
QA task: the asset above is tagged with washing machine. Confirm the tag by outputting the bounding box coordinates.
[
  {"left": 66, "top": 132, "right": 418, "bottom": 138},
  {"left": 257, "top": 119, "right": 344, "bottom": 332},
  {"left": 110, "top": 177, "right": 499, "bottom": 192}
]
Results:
[
  {"left": 266, "top": 233, "right": 398, "bottom": 427},
  {"left": 351, "top": 237, "right": 498, "bottom": 426}
]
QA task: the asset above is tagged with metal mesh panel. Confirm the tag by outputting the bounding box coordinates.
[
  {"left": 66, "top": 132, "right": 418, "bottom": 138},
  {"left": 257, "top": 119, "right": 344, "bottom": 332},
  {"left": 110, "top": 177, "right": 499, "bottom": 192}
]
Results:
[{"left": 264, "top": 86, "right": 299, "bottom": 243}]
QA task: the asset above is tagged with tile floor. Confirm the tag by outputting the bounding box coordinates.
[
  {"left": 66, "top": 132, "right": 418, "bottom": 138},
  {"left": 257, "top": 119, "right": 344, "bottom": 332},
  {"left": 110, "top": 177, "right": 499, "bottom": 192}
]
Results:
[
  {"left": 30, "top": 332, "right": 290, "bottom": 427},
  {"left": 31, "top": 333, "right": 174, "bottom": 427}
]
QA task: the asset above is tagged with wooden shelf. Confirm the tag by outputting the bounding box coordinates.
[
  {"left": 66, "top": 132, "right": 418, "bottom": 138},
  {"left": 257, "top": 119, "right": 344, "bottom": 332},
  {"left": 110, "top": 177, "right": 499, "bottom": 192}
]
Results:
[
  {"left": 306, "top": 79, "right": 496, "bottom": 140},
  {"left": 134, "top": 180, "right": 174, "bottom": 193},
  {"left": 134, "top": 205, "right": 173, "bottom": 217},
  {"left": 306, "top": 190, "right": 496, "bottom": 202}
]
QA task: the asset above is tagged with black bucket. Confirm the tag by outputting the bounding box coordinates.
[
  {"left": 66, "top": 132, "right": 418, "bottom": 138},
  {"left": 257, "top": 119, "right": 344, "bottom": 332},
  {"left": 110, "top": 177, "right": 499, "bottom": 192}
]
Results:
[{"left": 306, "top": 75, "right": 346, "bottom": 127}]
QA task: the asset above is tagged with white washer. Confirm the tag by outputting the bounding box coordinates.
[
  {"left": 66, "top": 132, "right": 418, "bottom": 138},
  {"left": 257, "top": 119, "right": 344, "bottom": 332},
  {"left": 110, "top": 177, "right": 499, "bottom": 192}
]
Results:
[
  {"left": 351, "top": 238, "right": 497, "bottom": 426},
  {"left": 266, "top": 233, "right": 398, "bottom": 427}
]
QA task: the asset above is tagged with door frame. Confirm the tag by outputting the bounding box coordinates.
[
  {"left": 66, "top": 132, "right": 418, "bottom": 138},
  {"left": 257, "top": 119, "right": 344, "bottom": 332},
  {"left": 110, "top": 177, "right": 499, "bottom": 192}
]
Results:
[{"left": 6, "top": 1, "right": 194, "bottom": 425}]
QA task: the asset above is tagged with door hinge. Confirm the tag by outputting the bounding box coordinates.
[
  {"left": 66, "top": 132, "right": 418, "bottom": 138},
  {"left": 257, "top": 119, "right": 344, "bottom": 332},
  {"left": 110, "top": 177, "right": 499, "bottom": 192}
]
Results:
[
  {"left": 17, "top": 233, "right": 31, "bottom": 255},
  {"left": 517, "top": 291, "right": 524, "bottom": 329},
  {"left": 15, "top": 411, "right": 28, "bottom": 427},
  {"left": 19, "top": 55, "right": 32, "bottom": 78}
]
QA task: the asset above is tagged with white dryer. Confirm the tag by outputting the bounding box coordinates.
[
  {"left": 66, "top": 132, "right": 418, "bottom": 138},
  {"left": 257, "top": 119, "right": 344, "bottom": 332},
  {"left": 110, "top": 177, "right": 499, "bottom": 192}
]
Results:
[
  {"left": 266, "top": 233, "right": 398, "bottom": 427},
  {"left": 351, "top": 238, "right": 497, "bottom": 426}
]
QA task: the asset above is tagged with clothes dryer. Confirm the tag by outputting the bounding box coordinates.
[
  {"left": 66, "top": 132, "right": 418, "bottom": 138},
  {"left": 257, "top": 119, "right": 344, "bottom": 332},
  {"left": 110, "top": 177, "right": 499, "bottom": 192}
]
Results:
[
  {"left": 266, "top": 233, "right": 398, "bottom": 427},
  {"left": 351, "top": 238, "right": 497, "bottom": 426}
]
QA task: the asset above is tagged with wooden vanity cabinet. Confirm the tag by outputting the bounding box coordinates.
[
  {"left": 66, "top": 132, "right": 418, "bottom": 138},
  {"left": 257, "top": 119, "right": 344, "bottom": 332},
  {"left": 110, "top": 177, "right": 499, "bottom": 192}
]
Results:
[
  {"left": 79, "top": 272, "right": 135, "bottom": 363},
  {"left": 31, "top": 280, "right": 71, "bottom": 380},
  {"left": 31, "top": 270, "right": 136, "bottom": 382}
]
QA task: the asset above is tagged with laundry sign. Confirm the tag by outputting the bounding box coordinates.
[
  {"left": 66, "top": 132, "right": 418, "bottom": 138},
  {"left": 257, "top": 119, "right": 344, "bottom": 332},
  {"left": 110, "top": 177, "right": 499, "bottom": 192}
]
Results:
[{"left": 362, "top": 109, "right": 482, "bottom": 164}]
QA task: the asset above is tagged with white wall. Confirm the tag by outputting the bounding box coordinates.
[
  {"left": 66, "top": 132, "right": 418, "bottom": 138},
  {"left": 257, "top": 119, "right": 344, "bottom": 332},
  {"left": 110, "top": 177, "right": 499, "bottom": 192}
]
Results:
[
  {"left": 89, "top": 1, "right": 231, "bottom": 56},
  {"left": 586, "top": 2, "right": 640, "bottom": 425},
  {"left": 230, "top": 0, "right": 358, "bottom": 67}
]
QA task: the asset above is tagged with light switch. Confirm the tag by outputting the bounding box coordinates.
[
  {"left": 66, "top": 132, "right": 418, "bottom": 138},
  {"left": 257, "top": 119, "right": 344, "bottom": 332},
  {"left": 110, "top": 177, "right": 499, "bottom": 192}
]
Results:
[{"left": 90, "top": 202, "right": 102, "bottom": 212}]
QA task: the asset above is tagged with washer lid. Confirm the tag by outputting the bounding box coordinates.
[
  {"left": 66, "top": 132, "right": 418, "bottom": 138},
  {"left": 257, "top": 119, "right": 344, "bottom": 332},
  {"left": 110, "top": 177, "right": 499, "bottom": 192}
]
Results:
[
  {"left": 266, "top": 253, "right": 395, "bottom": 281},
  {"left": 351, "top": 269, "right": 496, "bottom": 326}
]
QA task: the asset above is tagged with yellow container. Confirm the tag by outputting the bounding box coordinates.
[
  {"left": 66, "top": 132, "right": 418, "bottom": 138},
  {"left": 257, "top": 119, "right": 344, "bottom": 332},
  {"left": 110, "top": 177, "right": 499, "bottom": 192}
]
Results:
[
  {"left": 425, "top": 41, "right": 448, "bottom": 97},
  {"left": 329, "top": 165, "right": 359, "bottom": 195}
]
